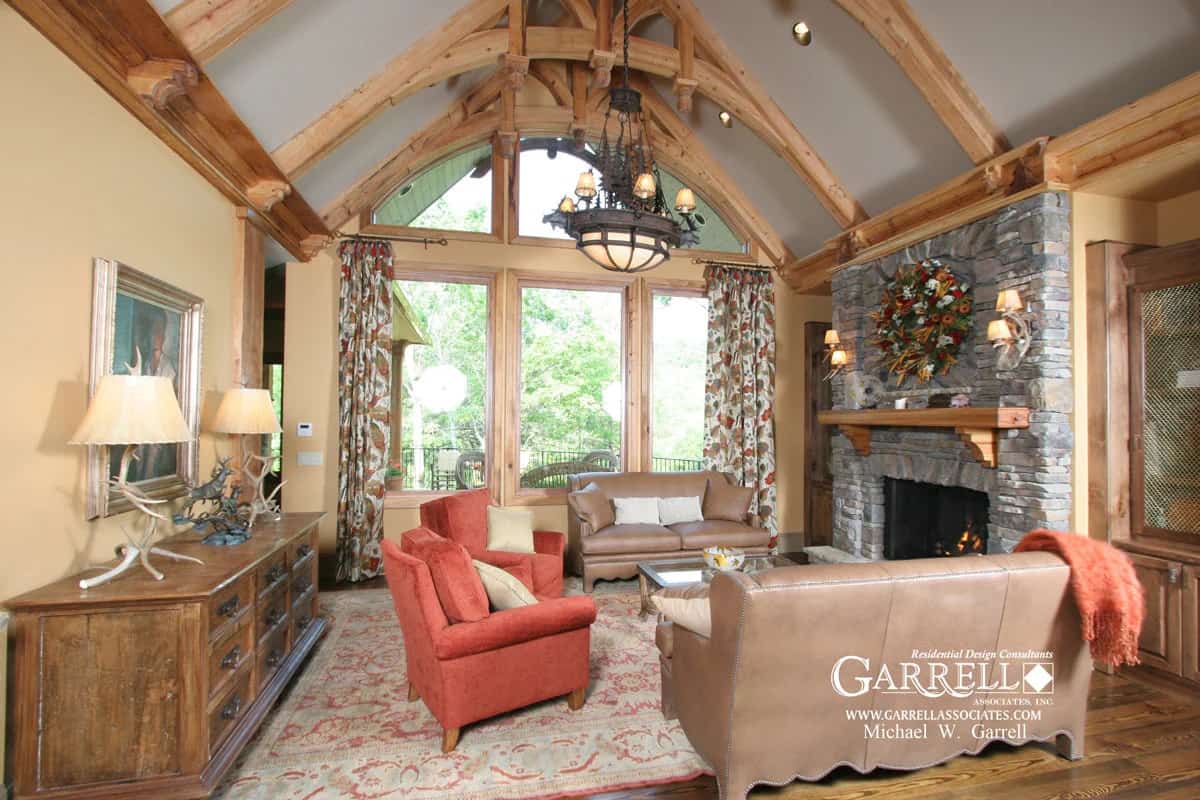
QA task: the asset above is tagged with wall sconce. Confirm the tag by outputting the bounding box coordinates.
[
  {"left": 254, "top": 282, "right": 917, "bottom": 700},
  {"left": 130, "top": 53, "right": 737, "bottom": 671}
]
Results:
[
  {"left": 824, "top": 329, "right": 848, "bottom": 380},
  {"left": 988, "top": 287, "right": 1035, "bottom": 371}
]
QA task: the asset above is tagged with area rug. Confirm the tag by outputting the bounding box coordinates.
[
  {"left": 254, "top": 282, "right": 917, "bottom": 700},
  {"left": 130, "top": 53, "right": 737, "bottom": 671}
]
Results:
[{"left": 215, "top": 588, "right": 710, "bottom": 799}]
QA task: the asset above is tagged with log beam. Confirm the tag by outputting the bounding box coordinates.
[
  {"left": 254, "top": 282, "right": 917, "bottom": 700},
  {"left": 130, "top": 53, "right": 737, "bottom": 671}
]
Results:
[
  {"left": 591, "top": 0, "right": 614, "bottom": 88},
  {"left": 836, "top": 0, "right": 1009, "bottom": 164},
  {"left": 164, "top": 0, "right": 294, "bottom": 64},
  {"left": 673, "top": 17, "right": 697, "bottom": 113}
]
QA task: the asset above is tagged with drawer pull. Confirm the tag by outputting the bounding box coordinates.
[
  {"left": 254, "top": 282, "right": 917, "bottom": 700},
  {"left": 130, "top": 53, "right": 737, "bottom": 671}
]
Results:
[
  {"left": 265, "top": 608, "right": 284, "bottom": 628},
  {"left": 267, "top": 649, "right": 284, "bottom": 668},
  {"left": 297, "top": 614, "right": 312, "bottom": 632},
  {"left": 265, "top": 564, "right": 286, "bottom": 584},
  {"left": 220, "top": 695, "right": 242, "bottom": 720},
  {"left": 217, "top": 596, "right": 239, "bottom": 618},
  {"left": 296, "top": 544, "right": 312, "bottom": 559},
  {"left": 221, "top": 645, "right": 241, "bottom": 670},
  {"left": 294, "top": 579, "right": 311, "bottom": 595}
]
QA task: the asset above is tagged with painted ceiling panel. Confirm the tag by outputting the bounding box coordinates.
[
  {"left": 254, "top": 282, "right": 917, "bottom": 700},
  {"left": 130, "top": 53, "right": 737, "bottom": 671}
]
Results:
[
  {"left": 689, "top": 0, "right": 973, "bottom": 217},
  {"left": 201, "top": 0, "right": 465, "bottom": 151},
  {"left": 910, "top": 0, "right": 1200, "bottom": 145}
]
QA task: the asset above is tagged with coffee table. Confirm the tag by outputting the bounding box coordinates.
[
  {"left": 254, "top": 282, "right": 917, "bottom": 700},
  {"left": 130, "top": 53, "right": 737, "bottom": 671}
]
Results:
[{"left": 636, "top": 553, "right": 799, "bottom": 618}]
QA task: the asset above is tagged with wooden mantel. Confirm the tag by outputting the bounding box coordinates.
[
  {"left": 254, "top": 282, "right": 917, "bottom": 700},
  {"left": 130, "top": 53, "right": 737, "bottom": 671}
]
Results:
[{"left": 817, "top": 407, "right": 1030, "bottom": 468}]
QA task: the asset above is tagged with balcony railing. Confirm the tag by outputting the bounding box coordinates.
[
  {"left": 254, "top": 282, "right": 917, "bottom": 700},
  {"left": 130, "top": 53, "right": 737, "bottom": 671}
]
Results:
[{"left": 388, "top": 447, "right": 702, "bottom": 490}]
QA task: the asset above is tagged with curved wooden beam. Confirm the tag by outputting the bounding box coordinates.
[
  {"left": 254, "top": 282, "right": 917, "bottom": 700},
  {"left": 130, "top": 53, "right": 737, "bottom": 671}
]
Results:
[
  {"left": 559, "top": 0, "right": 596, "bottom": 31},
  {"left": 528, "top": 60, "right": 573, "bottom": 107},
  {"left": 835, "top": 0, "right": 1009, "bottom": 164},
  {"left": 165, "top": 0, "right": 295, "bottom": 64}
]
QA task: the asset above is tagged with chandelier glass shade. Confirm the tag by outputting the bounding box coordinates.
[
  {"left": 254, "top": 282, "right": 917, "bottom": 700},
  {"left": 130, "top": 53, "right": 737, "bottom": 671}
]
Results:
[{"left": 544, "top": 0, "right": 698, "bottom": 273}]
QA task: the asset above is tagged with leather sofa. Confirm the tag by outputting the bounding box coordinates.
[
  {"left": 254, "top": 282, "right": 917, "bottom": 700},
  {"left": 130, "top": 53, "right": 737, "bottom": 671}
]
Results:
[
  {"left": 567, "top": 470, "right": 770, "bottom": 592},
  {"left": 656, "top": 553, "right": 1092, "bottom": 799}
]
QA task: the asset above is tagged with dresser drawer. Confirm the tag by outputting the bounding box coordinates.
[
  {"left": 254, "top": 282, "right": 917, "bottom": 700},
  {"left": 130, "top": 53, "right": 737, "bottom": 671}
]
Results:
[
  {"left": 209, "top": 666, "right": 252, "bottom": 755},
  {"left": 257, "top": 583, "right": 289, "bottom": 640},
  {"left": 289, "top": 532, "right": 317, "bottom": 572},
  {"left": 291, "top": 586, "right": 318, "bottom": 644},
  {"left": 208, "top": 614, "right": 253, "bottom": 700},
  {"left": 208, "top": 575, "right": 252, "bottom": 638},
  {"left": 257, "top": 622, "right": 289, "bottom": 688},
  {"left": 291, "top": 564, "right": 314, "bottom": 598},
  {"left": 257, "top": 550, "right": 289, "bottom": 598}
]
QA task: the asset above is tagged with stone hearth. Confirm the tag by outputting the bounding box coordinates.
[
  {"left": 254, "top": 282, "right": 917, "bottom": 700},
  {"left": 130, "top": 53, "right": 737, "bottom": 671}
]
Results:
[{"left": 829, "top": 192, "right": 1073, "bottom": 559}]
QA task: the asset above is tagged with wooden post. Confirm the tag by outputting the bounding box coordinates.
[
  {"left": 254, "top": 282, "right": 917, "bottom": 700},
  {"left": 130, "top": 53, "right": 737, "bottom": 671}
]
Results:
[{"left": 232, "top": 208, "right": 265, "bottom": 389}]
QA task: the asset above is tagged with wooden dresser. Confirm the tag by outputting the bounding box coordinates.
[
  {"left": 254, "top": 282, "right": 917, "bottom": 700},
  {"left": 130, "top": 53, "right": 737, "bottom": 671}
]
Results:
[{"left": 5, "top": 513, "right": 327, "bottom": 799}]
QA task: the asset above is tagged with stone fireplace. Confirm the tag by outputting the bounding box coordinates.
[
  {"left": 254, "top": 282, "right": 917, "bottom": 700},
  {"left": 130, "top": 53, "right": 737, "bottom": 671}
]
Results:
[
  {"left": 826, "top": 192, "right": 1073, "bottom": 560},
  {"left": 884, "top": 478, "right": 988, "bottom": 559}
]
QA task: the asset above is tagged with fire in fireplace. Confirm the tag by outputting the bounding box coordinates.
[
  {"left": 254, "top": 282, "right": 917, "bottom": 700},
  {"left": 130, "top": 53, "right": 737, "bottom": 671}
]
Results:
[{"left": 884, "top": 478, "right": 989, "bottom": 560}]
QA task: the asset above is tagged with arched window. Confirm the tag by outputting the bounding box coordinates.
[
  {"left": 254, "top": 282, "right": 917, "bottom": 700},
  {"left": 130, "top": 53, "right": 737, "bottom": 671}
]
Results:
[
  {"left": 372, "top": 142, "right": 493, "bottom": 233},
  {"left": 516, "top": 136, "right": 749, "bottom": 255}
]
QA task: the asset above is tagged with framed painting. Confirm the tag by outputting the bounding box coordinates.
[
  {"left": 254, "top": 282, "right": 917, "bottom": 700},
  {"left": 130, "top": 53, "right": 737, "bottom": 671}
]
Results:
[{"left": 85, "top": 258, "right": 205, "bottom": 519}]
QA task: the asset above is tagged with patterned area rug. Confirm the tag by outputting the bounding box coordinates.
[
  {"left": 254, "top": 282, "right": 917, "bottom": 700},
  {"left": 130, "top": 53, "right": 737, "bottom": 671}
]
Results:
[{"left": 216, "top": 585, "right": 709, "bottom": 799}]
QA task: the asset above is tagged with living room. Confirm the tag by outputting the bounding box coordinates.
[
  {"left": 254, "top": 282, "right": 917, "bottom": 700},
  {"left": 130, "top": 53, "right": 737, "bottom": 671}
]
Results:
[{"left": 2, "top": 0, "right": 1199, "bottom": 798}]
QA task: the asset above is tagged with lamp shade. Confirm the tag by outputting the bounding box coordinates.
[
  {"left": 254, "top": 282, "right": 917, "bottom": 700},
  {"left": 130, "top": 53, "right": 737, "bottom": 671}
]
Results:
[
  {"left": 824, "top": 329, "right": 841, "bottom": 346},
  {"left": 70, "top": 375, "right": 192, "bottom": 445},
  {"left": 211, "top": 388, "right": 282, "bottom": 435},
  {"left": 575, "top": 170, "right": 597, "bottom": 199},
  {"left": 987, "top": 319, "right": 1013, "bottom": 342},
  {"left": 674, "top": 187, "right": 697, "bottom": 213},
  {"left": 829, "top": 348, "right": 848, "bottom": 367},
  {"left": 996, "top": 288, "right": 1023, "bottom": 313},
  {"left": 632, "top": 172, "right": 657, "bottom": 200}
]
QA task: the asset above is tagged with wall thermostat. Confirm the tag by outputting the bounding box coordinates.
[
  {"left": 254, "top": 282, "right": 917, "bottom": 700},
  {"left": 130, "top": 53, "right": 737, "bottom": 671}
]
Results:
[{"left": 297, "top": 422, "right": 314, "bottom": 437}]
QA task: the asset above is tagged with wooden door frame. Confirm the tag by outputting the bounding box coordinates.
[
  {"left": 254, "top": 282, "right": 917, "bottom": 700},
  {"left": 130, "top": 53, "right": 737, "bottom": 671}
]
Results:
[{"left": 803, "top": 320, "right": 833, "bottom": 547}]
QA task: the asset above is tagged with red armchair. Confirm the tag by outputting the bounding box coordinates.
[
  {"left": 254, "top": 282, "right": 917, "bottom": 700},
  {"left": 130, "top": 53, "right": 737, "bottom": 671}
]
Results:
[
  {"left": 420, "top": 488, "right": 565, "bottom": 598},
  {"left": 383, "top": 530, "right": 596, "bottom": 752}
]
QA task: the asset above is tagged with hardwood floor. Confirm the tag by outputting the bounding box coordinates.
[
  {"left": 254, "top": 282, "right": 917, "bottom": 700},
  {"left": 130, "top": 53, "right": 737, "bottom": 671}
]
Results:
[{"left": 324, "top": 571, "right": 1200, "bottom": 799}]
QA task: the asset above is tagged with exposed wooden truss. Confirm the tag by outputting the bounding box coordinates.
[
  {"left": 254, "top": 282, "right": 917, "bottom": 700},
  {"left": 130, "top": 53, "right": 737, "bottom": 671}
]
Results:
[
  {"left": 163, "top": 0, "right": 294, "bottom": 64},
  {"left": 836, "top": 0, "right": 1009, "bottom": 164},
  {"left": 9, "top": 0, "right": 329, "bottom": 260}
]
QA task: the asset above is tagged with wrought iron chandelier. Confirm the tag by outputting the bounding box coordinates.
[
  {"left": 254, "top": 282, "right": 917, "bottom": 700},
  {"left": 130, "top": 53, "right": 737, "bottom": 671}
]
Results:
[{"left": 543, "top": 0, "right": 700, "bottom": 272}]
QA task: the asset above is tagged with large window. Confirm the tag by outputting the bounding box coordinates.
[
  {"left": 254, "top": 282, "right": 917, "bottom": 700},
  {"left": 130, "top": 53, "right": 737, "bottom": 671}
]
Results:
[
  {"left": 391, "top": 277, "right": 491, "bottom": 492},
  {"left": 651, "top": 292, "right": 708, "bottom": 472},
  {"left": 373, "top": 143, "right": 493, "bottom": 234},
  {"left": 517, "top": 283, "right": 625, "bottom": 490}
]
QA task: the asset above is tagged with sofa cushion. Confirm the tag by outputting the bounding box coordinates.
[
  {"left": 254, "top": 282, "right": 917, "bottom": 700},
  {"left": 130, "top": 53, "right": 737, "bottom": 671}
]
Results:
[
  {"left": 402, "top": 528, "right": 490, "bottom": 623},
  {"left": 703, "top": 479, "right": 754, "bottom": 522},
  {"left": 670, "top": 520, "right": 769, "bottom": 550},
  {"left": 659, "top": 496, "right": 704, "bottom": 525},
  {"left": 613, "top": 496, "right": 661, "bottom": 525},
  {"left": 568, "top": 483, "right": 614, "bottom": 530},
  {"left": 581, "top": 523, "right": 681, "bottom": 554},
  {"left": 575, "top": 471, "right": 710, "bottom": 501}
]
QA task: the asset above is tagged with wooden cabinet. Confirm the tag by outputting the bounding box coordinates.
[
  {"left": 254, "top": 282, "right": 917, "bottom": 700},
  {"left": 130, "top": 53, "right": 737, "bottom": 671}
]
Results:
[
  {"left": 1120, "top": 541, "right": 1200, "bottom": 685},
  {"left": 5, "top": 513, "right": 326, "bottom": 800}
]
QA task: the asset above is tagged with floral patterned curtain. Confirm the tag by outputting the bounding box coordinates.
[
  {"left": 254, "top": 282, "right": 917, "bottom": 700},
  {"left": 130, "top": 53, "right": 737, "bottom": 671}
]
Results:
[
  {"left": 336, "top": 240, "right": 393, "bottom": 581},
  {"left": 703, "top": 265, "right": 778, "bottom": 544}
]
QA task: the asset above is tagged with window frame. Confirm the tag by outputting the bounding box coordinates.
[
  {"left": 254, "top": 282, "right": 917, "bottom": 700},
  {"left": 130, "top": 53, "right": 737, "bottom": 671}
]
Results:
[
  {"left": 384, "top": 264, "right": 501, "bottom": 508},
  {"left": 505, "top": 270, "right": 637, "bottom": 505},
  {"left": 642, "top": 279, "right": 708, "bottom": 473}
]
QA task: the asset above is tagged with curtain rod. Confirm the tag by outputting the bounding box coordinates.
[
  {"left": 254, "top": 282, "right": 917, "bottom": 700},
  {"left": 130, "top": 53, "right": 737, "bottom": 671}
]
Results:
[
  {"left": 336, "top": 232, "right": 449, "bottom": 248},
  {"left": 691, "top": 258, "right": 777, "bottom": 274}
]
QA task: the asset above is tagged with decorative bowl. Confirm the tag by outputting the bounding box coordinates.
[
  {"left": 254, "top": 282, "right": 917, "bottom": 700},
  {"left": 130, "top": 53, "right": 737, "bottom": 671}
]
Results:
[{"left": 703, "top": 546, "right": 746, "bottom": 572}]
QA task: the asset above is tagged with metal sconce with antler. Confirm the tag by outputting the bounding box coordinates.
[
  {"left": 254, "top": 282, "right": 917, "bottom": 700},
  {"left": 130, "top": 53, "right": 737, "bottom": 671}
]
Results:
[
  {"left": 988, "top": 288, "right": 1035, "bottom": 371},
  {"left": 824, "top": 328, "right": 848, "bottom": 380}
]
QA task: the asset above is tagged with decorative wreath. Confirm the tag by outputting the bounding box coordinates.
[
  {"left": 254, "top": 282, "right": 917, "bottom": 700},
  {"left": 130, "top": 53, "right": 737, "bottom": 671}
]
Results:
[{"left": 869, "top": 259, "right": 973, "bottom": 385}]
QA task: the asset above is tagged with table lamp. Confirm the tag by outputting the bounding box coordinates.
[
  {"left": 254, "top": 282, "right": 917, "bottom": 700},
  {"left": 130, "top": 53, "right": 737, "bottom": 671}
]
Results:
[
  {"left": 212, "top": 387, "right": 285, "bottom": 529},
  {"left": 70, "top": 374, "right": 204, "bottom": 589}
]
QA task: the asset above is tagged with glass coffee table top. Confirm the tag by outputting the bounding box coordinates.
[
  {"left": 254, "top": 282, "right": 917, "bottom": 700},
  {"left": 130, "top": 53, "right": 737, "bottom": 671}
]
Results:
[{"left": 636, "top": 554, "right": 798, "bottom": 617}]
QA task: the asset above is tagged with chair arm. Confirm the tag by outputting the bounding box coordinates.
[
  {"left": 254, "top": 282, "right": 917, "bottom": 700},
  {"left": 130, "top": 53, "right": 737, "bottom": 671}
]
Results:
[
  {"left": 533, "top": 529, "right": 565, "bottom": 557},
  {"left": 476, "top": 550, "right": 530, "bottom": 569},
  {"left": 433, "top": 595, "right": 597, "bottom": 660}
]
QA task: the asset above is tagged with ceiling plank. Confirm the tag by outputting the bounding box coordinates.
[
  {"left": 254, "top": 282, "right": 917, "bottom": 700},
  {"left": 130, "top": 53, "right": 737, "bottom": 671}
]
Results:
[
  {"left": 272, "top": 0, "right": 508, "bottom": 178},
  {"left": 163, "top": 0, "right": 293, "bottom": 64},
  {"left": 664, "top": 0, "right": 868, "bottom": 228},
  {"left": 9, "top": 0, "right": 329, "bottom": 259},
  {"left": 836, "top": 0, "right": 1009, "bottom": 164}
]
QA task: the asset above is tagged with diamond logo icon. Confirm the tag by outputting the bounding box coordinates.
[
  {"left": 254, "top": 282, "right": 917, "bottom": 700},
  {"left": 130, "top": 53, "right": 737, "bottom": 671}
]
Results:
[{"left": 1023, "top": 663, "right": 1054, "bottom": 694}]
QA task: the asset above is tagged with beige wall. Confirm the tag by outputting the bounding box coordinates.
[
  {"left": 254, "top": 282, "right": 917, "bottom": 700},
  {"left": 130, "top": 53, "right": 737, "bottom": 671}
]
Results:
[
  {"left": 0, "top": 6, "right": 237, "bottom": 601},
  {"left": 281, "top": 229, "right": 829, "bottom": 559},
  {"left": 1157, "top": 188, "right": 1200, "bottom": 246}
]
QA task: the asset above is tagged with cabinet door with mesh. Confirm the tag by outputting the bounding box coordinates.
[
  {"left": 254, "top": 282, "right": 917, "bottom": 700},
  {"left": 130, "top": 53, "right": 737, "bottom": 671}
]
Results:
[{"left": 1131, "top": 278, "right": 1200, "bottom": 542}]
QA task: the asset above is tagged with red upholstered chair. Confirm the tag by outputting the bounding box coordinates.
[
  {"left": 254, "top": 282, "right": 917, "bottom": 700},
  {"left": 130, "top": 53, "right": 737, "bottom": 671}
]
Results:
[
  {"left": 420, "top": 488, "right": 566, "bottom": 598},
  {"left": 383, "top": 530, "right": 596, "bottom": 752}
]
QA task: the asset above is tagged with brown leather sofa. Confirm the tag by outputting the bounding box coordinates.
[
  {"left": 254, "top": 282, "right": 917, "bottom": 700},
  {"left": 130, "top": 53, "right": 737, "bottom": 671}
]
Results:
[
  {"left": 656, "top": 553, "right": 1092, "bottom": 799},
  {"left": 567, "top": 470, "right": 770, "bottom": 592}
]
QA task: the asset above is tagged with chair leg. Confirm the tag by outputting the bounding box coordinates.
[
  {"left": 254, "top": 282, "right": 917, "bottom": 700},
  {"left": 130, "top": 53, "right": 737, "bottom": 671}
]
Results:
[
  {"left": 407, "top": 682, "right": 419, "bottom": 702},
  {"left": 442, "top": 727, "right": 461, "bottom": 753},
  {"left": 567, "top": 686, "right": 587, "bottom": 711}
]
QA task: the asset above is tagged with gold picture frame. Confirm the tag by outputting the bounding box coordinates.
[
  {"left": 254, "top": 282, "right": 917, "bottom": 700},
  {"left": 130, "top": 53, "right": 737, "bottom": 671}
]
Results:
[{"left": 85, "top": 258, "right": 205, "bottom": 519}]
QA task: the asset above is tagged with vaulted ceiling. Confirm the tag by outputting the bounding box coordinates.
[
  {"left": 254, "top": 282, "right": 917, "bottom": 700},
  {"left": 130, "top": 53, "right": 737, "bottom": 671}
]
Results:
[{"left": 145, "top": 0, "right": 1200, "bottom": 263}]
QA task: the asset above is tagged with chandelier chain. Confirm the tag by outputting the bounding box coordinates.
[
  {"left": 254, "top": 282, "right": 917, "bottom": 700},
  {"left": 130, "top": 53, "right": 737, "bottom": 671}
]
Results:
[{"left": 622, "top": 0, "right": 631, "bottom": 89}]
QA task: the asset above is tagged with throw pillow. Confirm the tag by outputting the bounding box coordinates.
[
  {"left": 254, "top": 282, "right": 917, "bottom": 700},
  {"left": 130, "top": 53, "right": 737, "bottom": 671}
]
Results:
[
  {"left": 613, "top": 496, "right": 661, "bottom": 525},
  {"left": 568, "top": 484, "right": 615, "bottom": 531},
  {"left": 410, "top": 534, "right": 490, "bottom": 623},
  {"left": 473, "top": 559, "right": 538, "bottom": 610},
  {"left": 486, "top": 505, "right": 535, "bottom": 553},
  {"left": 703, "top": 480, "right": 754, "bottom": 522},
  {"left": 658, "top": 496, "right": 704, "bottom": 525},
  {"left": 649, "top": 582, "right": 712, "bottom": 637}
]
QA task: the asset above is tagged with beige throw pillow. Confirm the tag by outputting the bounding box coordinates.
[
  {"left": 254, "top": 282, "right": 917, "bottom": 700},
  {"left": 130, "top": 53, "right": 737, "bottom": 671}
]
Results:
[
  {"left": 649, "top": 582, "right": 711, "bottom": 638},
  {"left": 473, "top": 560, "right": 538, "bottom": 610},
  {"left": 613, "top": 496, "right": 661, "bottom": 525},
  {"left": 486, "top": 505, "right": 535, "bottom": 553},
  {"left": 658, "top": 496, "right": 703, "bottom": 525}
]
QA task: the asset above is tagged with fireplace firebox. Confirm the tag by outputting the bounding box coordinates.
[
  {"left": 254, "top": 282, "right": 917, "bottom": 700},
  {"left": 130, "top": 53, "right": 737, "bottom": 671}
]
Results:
[{"left": 884, "top": 478, "right": 989, "bottom": 560}]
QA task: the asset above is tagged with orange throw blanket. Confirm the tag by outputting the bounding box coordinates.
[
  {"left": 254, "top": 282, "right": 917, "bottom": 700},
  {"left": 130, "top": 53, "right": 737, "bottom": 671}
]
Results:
[{"left": 1015, "top": 529, "right": 1145, "bottom": 667}]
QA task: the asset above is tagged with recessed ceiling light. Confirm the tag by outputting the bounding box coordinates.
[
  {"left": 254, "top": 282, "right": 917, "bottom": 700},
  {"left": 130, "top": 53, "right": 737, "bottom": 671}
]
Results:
[
  {"left": 718, "top": 110, "right": 733, "bottom": 128},
  {"left": 792, "top": 21, "right": 812, "bottom": 46}
]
